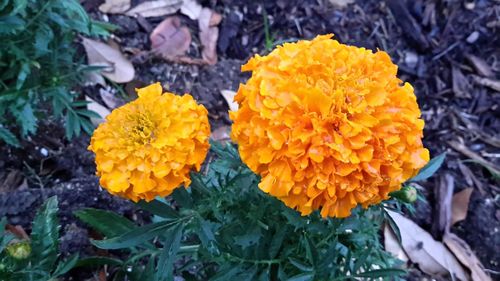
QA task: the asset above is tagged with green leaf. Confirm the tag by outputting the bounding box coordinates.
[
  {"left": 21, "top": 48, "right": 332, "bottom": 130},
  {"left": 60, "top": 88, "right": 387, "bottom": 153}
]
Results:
[
  {"left": 155, "top": 223, "right": 184, "bottom": 281},
  {"left": 172, "top": 187, "right": 193, "bottom": 208},
  {"left": 75, "top": 208, "right": 136, "bottom": 238},
  {"left": 30, "top": 196, "right": 60, "bottom": 271},
  {"left": 91, "top": 220, "right": 179, "bottom": 249},
  {"left": 233, "top": 226, "right": 262, "bottom": 249},
  {"left": 288, "top": 258, "right": 313, "bottom": 272},
  {"left": 269, "top": 227, "right": 287, "bottom": 258},
  {"left": 75, "top": 256, "right": 123, "bottom": 268},
  {"left": 287, "top": 272, "right": 315, "bottom": 281},
  {"left": 410, "top": 153, "right": 446, "bottom": 182},
  {"left": 15, "top": 62, "right": 30, "bottom": 89},
  {"left": 52, "top": 253, "right": 79, "bottom": 277},
  {"left": 303, "top": 234, "right": 317, "bottom": 266},
  {"left": 17, "top": 103, "right": 37, "bottom": 136},
  {"left": 137, "top": 199, "right": 180, "bottom": 220},
  {"left": 0, "top": 126, "right": 20, "bottom": 147}
]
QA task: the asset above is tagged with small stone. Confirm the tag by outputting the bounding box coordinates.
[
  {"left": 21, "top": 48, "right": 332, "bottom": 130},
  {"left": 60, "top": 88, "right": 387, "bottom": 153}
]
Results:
[
  {"left": 466, "top": 31, "right": 479, "bottom": 43},
  {"left": 40, "top": 148, "right": 48, "bottom": 157},
  {"left": 404, "top": 51, "right": 419, "bottom": 69}
]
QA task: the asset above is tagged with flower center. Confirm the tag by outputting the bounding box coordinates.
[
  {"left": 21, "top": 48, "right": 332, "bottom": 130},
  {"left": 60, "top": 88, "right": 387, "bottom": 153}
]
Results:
[{"left": 128, "top": 112, "right": 155, "bottom": 145}]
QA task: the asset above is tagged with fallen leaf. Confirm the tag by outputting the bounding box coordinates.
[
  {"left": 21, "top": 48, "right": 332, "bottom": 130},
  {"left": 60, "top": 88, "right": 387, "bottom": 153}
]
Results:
[
  {"left": 82, "top": 37, "right": 135, "bottom": 83},
  {"left": 328, "top": 0, "right": 355, "bottom": 8},
  {"left": 126, "top": 0, "right": 182, "bottom": 18},
  {"left": 451, "top": 188, "right": 473, "bottom": 226},
  {"left": 99, "top": 0, "right": 131, "bottom": 14},
  {"left": 386, "top": 210, "right": 469, "bottom": 280},
  {"left": 86, "top": 96, "right": 111, "bottom": 126},
  {"left": 99, "top": 87, "right": 125, "bottom": 109},
  {"left": 443, "top": 232, "right": 492, "bottom": 281},
  {"left": 465, "top": 54, "right": 494, "bottom": 77},
  {"left": 83, "top": 71, "right": 107, "bottom": 87},
  {"left": 199, "top": 8, "right": 221, "bottom": 65},
  {"left": 211, "top": 126, "right": 231, "bottom": 143},
  {"left": 150, "top": 17, "right": 192, "bottom": 60},
  {"left": 452, "top": 66, "right": 471, "bottom": 98},
  {"left": 180, "top": 0, "right": 203, "bottom": 20},
  {"left": 384, "top": 224, "right": 409, "bottom": 263},
  {"left": 220, "top": 90, "right": 238, "bottom": 111}
]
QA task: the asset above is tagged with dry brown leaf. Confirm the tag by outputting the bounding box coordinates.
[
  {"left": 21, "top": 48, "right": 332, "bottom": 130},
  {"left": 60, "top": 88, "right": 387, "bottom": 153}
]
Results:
[
  {"left": 220, "top": 90, "right": 238, "bottom": 111},
  {"left": 384, "top": 224, "right": 409, "bottom": 263},
  {"left": 451, "top": 188, "right": 473, "bottom": 226},
  {"left": 99, "top": 0, "right": 131, "bottom": 14},
  {"left": 6, "top": 224, "right": 30, "bottom": 240},
  {"left": 199, "top": 8, "right": 221, "bottom": 65},
  {"left": 180, "top": 0, "right": 203, "bottom": 20},
  {"left": 443, "top": 232, "right": 492, "bottom": 281},
  {"left": 386, "top": 210, "right": 469, "bottom": 280},
  {"left": 86, "top": 96, "right": 111, "bottom": 126},
  {"left": 328, "top": 0, "right": 355, "bottom": 8},
  {"left": 126, "top": 0, "right": 182, "bottom": 18},
  {"left": 82, "top": 37, "right": 135, "bottom": 83},
  {"left": 150, "top": 17, "right": 192, "bottom": 60}
]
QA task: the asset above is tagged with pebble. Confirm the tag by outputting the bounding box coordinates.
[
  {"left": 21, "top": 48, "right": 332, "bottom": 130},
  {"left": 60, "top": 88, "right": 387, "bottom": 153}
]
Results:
[
  {"left": 466, "top": 31, "right": 479, "bottom": 44},
  {"left": 40, "top": 147, "right": 48, "bottom": 157},
  {"left": 405, "top": 51, "right": 419, "bottom": 69}
]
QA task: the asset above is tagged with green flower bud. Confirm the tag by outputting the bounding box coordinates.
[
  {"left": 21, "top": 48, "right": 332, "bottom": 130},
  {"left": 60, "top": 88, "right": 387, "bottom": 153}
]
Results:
[
  {"left": 390, "top": 185, "right": 417, "bottom": 203},
  {"left": 6, "top": 241, "right": 31, "bottom": 260}
]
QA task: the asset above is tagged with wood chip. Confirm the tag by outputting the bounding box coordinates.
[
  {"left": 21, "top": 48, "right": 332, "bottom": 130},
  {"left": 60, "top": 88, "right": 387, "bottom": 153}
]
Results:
[
  {"left": 472, "top": 75, "right": 500, "bottom": 92},
  {"left": 465, "top": 54, "right": 494, "bottom": 77},
  {"left": 452, "top": 66, "right": 471, "bottom": 98},
  {"left": 99, "top": 0, "right": 131, "bottom": 14},
  {"left": 448, "top": 140, "right": 500, "bottom": 176}
]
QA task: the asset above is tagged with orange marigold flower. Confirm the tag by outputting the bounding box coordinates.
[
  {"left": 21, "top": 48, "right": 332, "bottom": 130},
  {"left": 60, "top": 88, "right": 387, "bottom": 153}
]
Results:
[
  {"left": 89, "top": 83, "right": 210, "bottom": 202},
  {"left": 230, "top": 35, "right": 429, "bottom": 218}
]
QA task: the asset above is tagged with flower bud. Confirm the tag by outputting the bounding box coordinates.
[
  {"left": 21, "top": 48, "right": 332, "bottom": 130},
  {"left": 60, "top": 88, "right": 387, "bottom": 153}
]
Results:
[
  {"left": 390, "top": 185, "right": 418, "bottom": 203},
  {"left": 6, "top": 241, "right": 31, "bottom": 260}
]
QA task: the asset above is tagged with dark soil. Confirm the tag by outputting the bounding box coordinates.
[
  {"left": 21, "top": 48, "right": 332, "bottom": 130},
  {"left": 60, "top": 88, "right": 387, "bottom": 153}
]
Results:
[{"left": 1, "top": 0, "right": 499, "bottom": 280}]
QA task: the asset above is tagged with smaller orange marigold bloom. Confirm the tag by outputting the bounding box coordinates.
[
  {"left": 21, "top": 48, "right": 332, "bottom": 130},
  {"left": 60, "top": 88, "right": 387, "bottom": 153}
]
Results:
[
  {"left": 89, "top": 83, "right": 210, "bottom": 202},
  {"left": 230, "top": 35, "right": 429, "bottom": 218}
]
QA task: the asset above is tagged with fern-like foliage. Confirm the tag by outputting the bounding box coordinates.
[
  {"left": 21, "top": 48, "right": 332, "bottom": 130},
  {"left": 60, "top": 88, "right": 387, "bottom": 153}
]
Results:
[{"left": 0, "top": 0, "right": 111, "bottom": 146}]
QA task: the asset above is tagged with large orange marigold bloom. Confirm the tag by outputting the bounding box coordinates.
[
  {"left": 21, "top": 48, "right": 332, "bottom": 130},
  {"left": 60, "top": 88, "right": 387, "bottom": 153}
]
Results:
[
  {"left": 89, "top": 83, "right": 210, "bottom": 202},
  {"left": 230, "top": 35, "right": 429, "bottom": 218}
]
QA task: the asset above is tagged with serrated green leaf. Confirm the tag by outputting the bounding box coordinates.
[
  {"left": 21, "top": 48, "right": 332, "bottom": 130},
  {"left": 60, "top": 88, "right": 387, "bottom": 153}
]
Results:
[
  {"left": 75, "top": 256, "right": 123, "bottom": 268},
  {"left": 156, "top": 223, "right": 184, "bottom": 281},
  {"left": 74, "top": 208, "right": 136, "bottom": 238},
  {"left": 288, "top": 258, "right": 313, "bottom": 272},
  {"left": 137, "top": 199, "right": 179, "bottom": 220},
  {"left": 52, "top": 253, "right": 79, "bottom": 277},
  {"left": 30, "top": 196, "right": 60, "bottom": 271},
  {"left": 17, "top": 102, "right": 37, "bottom": 136},
  {"left": 269, "top": 227, "right": 287, "bottom": 258},
  {"left": 303, "top": 234, "right": 317, "bottom": 266},
  {"left": 91, "top": 220, "right": 179, "bottom": 250},
  {"left": 15, "top": 62, "right": 30, "bottom": 90},
  {"left": 172, "top": 187, "right": 193, "bottom": 208},
  {"left": 410, "top": 152, "right": 446, "bottom": 182},
  {"left": 0, "top": 126, "right": 20, "bottom": 147},
  {"left": 287, "top": 272, "right": 315, "bottom": 281}
]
